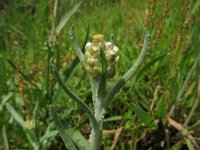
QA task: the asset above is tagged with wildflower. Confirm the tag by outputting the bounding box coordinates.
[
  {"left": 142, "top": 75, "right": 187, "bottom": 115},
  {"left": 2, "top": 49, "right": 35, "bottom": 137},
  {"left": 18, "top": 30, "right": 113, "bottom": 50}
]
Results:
[{"left": 84, "top": 34, "right": 119, "bottom": 77}]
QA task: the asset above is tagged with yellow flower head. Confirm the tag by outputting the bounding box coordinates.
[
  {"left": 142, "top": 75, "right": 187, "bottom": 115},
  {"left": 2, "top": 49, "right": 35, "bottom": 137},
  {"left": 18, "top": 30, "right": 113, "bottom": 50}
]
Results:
[{"left": 93, "top": 34, "right": 104, "bottom": 43}]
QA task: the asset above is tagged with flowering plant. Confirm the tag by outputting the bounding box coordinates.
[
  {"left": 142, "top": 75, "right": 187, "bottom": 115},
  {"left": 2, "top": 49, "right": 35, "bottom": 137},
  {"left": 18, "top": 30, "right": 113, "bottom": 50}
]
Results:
[{"left": 50, "top": 26, "right": 150, "bottom": 150}]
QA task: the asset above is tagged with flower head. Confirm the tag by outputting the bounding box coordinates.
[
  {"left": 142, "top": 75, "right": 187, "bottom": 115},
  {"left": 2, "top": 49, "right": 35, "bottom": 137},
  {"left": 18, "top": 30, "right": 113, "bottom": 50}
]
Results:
[{"left": 84, "top": 34, "right": 119, "bottom": 78}]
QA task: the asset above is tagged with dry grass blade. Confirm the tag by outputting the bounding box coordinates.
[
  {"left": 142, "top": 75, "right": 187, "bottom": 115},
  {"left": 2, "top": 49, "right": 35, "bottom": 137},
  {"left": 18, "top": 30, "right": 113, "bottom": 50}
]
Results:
[
  {"left": 111, "top": 127, "right": 123, "bottom": 150},
  {"left": 102, "top": 130, "right": 116, "bottom": 137},
  {"left": 168, "top": 118, "right": 200, "bottom": 149}
]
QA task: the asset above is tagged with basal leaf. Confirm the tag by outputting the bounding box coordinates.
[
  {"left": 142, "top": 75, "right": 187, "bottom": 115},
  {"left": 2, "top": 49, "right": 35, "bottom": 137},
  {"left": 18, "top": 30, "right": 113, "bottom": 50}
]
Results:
[{"left": 49, "top": 106, "right": 77, "bottom": 150}]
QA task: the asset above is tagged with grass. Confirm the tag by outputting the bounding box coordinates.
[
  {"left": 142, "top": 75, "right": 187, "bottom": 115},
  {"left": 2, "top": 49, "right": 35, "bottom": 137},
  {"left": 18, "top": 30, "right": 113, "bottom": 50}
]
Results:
[{"left": 0, "top": 0, "right": 200, "bottom": 149}]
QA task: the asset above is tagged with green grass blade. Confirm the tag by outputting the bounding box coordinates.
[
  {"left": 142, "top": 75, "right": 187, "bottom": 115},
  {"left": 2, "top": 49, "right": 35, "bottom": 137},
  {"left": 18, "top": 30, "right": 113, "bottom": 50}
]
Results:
[
  {"left": 49, "top": 105, "right": 77, "bottom": 150},
  {"left": 2, "top": 125, "right": 9, "bottom": 150},
  {"left": 188, "top": 120, "right": 200, "bottom": 131},
  {"left": 6, "top": 105, "right": 39, "bottom": 149},
  {"left": 135, "top": 52, "right": 166, "bottom": 81},
  {"left": 56, "top": 1, "right": 82, "bottom": 34},
  {"left": 122, "top": 101, "right": 155, "bottom": 127},
  {"left": 6, "top": 103, "right": 25, "bottom": 127},
  {"left": 40, "top": 130, "right": 58, "bottom": 142},
  {"left": 154, "top": 97, "right": 167, "bottom": 118},
  {"left": 185, "top": 138, "right": 194, "bottom": 150}
]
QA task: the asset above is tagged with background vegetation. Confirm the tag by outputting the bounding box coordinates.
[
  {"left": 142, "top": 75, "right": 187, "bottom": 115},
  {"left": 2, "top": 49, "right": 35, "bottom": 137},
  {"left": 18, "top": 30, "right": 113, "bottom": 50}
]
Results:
[{"left": 0, "top": 0, "right": 200, "bottom": 149}]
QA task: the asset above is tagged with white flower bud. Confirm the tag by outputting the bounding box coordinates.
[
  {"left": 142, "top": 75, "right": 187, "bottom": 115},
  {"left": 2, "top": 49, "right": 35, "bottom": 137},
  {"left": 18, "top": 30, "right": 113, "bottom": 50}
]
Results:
[
  {"left": 92, "top": 46, "right": 99, "bottom": 52},
  {"left": 105, "top": 42, "right": 113, "bottom": 50},
  {"left": 87, "top": 58, "right": 99, "bottom": 66},
  {"left": 85, "top": 42, "right": 92, "bottom": 50},
  {"left": 113, "top": 46, "right": 119, "bottom": 53}
]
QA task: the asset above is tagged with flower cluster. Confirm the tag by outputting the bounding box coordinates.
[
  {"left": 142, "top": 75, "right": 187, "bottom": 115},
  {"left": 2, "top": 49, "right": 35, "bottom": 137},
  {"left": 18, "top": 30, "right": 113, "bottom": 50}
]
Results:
[{"left": 84, "top": 34, "right": 119, "bottom": 78}]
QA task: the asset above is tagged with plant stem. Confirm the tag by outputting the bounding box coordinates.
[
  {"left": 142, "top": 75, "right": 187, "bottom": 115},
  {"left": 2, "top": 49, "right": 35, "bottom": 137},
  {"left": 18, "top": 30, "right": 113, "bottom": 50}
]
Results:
[{"left": 89, "top": 77, "right": 105, "bottom": 150}]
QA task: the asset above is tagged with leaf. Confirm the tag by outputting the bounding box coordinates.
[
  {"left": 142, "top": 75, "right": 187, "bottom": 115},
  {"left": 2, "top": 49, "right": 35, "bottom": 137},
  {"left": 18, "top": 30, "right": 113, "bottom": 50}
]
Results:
[
  {"left": 2, "top": 93, "right": 13, "bottom": 106},
  {"left": 64, "top": 25, "right": 90, "bottom": 81},
  {"left": 40, "top": 123, "right": 58, "bottom": 143},
  {"left": 122, "top": 28, "right": 150, "bottom": 82},
  {"left": 185, "top": 138, "right": 194, "bottom": 150},
  {"left": 103, "top": 116, "right": 122, "bottom": 122},
  {"left": 122, "top": 101, "right": 155, "bottom": 127},
  {"left": 50, "top": 63, "right": 96, "bottom": 126},
  {"left": 2, "top": 125, "right": 9, "bottom": 150},
  {"left": 70, "top": 128, "right": 91, "bottom": 150},
  {"left": 188, "top": 120, "right": 200, "bottom": 131},
  {"left": 56, "top": 1, "right": 82, "bottom": 34},
  {"left": 70, "top": 26, "right": 85, "bottom": 66},
  {"left": 6, "top": 104, "right": 39, "bottom": 149},
  {"left": 135, "top": 53, "right": 166, "bottom": 81},
  {"left": 104, "top": 28, "right": 150, "bottom": 108},
  {"left": 40, "top": 130, "right": 58, "bottom": 142},
  {"left": 99, "top": 46, "right": 108, "bottom": 95},
  {"left": 99, "top": 47, "right": 108, "bottom": 75},
  {"left": 154, "top": 97, "right": 167, "bottom": 118},
  {"left": 6, "top": 103, "right": 25, "bottom": 127},
  {"left": 32, "top": 101, "right": 39, "bottom": 124},
  {"left": 49, "top": 105, "right": 77, "bottom": 150}
]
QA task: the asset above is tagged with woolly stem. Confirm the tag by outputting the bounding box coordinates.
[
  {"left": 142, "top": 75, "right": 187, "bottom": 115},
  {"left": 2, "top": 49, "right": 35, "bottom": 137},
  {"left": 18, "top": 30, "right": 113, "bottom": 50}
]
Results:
[{"left": 89, "top": 76, "right": 105, "bottom": 150}]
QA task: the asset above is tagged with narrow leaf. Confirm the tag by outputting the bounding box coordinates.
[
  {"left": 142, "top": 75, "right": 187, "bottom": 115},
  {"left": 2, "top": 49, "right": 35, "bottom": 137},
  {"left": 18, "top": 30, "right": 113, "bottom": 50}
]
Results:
[
  {"left": 99, "top": 47, "right": 108, "bottom": 75},
  {"left": 70, "top": 128, "right": 91, "bottom": 150},
  {"left": 122, "top": 28, "right": 150, "bottom": 82},
  {"left": 185, "top": 138, "right": 194, "bottom": 150},
  {"left": 154, "top": 97, "right": 167, "bottom": 118},
  {"left": 135, "top": 53, "right": 166, "bottom": 81},
  {"left": 2, "top": 93, "right": 13, "bottom": 106},
  {"left": 6, "top": 103, "right": 25, "bottom": 127},
  {"left": 103, "top": 116, "right": 122, "bottom": 122},
  {"left": 2, "top": 125, "right": 9, "bottom": 150},
  {"left": 49, "top": 105, "right": 77, "bottom": 150},
  {"left": 188, "top": 120, "right": 200, "bottom": 131},
  {"left": 50, "top": 62, "right": 97, "bottom": 127},
  {"left": 99, "top": 46, "right": 108, "bottom": 95},
  {"left": 70, "top": 26, "right": 85, "bottom": 66},
  {"left": 40, "top": 130, "right": 58, "bottom": 142},
  {"left": 64, "top": 25, "right": 90, "bottom": 81},
  {"left": 104, "top": 29, "right": 150, "bottom": 108},
  {"left": 122, "top": 101, "right": 154, "bottom": 127},
  {"left": 56, "top": 1, "right": 82, "bottom": 34}
]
